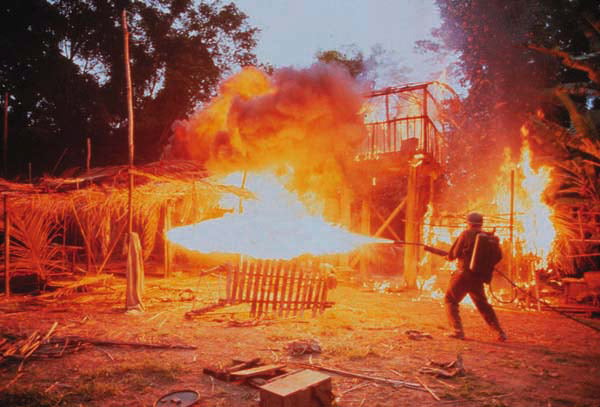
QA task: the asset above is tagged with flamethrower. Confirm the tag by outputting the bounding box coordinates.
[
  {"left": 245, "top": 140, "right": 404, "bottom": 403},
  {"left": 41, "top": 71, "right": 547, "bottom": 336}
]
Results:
[{"left": 391, "top": 241, "right": 449, "bottom": 257}]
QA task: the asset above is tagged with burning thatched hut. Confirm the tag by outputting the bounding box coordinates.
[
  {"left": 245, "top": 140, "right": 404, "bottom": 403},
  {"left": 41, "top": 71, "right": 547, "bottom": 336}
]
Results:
[{"left": 0, "top": 160, "right": 252, "bottom": 293}]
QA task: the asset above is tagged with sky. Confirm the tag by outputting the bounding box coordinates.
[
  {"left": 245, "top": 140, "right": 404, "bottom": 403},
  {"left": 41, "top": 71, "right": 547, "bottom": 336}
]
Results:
[{"left": 233, "top": 0, "right": 449, "bottom": 88}]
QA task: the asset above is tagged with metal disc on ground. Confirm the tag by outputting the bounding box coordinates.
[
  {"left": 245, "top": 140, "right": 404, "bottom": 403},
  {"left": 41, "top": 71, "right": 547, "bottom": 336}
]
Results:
[{"left": 154, "top": 390, "right": 199, "bottom": 407}]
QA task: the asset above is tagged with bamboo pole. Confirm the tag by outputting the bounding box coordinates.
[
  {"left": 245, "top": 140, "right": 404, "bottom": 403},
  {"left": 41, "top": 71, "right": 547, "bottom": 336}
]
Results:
[
  {"left": 4, "top": 194, "right": 10, "bottom": 297},
  {"left": 162, "top": 202, "right": 172, "bottom": 278},
  {"left": 86, "top": 137, "right": 91, "bottom": 173},
  {"left": 122, "top": 9, "right": 135, "bottom": 235},
  {"left": 509, "top": 169, "right": 515, "bottom": 280},
  {"left": 3, "top": 93, "right": 8, "bottom": 177}
]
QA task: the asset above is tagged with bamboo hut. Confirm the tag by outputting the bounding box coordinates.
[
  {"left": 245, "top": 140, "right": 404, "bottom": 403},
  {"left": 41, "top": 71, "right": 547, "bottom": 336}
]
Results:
[{"left": 0, "top": 160, "right": 252, "bottom": 293}]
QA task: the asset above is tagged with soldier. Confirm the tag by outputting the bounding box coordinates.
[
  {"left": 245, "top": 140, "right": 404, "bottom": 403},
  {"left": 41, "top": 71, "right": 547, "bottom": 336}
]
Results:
[{"left": 445, "top": 212, "right": 507, "bottom": 341}]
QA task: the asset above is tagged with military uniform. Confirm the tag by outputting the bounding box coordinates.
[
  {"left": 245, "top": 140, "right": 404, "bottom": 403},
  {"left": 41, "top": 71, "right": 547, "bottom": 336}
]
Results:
[{"left": 445, "top": 224, "right": 506, "bottom": 340}]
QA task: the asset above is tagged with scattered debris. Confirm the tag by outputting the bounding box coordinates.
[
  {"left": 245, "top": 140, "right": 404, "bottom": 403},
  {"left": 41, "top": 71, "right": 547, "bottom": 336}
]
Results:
[
  {"left": 404, "top": 329, "right": 433, "bottom": 340},
  {"left": 224, "top": 319, "right": 259, "bottom": 327},
  {"left": 286, "top": 339, "right": 322, "bottom": 356},
  {"left": 203, "top": 358, "right": 265, "bottom": 382},
  {"left": 414, "top": 375, "right": 440, "bottom": 401},
  {"left": 292, "top": 363, "right": 425, "bottom": 391},
  {"left": 154, "top": 390, "right": 199, "bottom": 407},
  {"left": 185, "top": 299, "right": 229, "bottom": 319},
  {"left": 1, "top": 322, "right": 196, "bottom": 369},
  {"left": 231, "top": 364, "right": 288, "bottom": 380},
  {"left": 419, "top": 354, "right": 466, "bottom": 378}
]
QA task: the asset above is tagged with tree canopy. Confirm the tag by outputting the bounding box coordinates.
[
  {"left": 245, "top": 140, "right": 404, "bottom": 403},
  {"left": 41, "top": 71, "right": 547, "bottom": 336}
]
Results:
[
  {"left": 0, "top": 0, "right": 258, "bottom": 177},
  {"left": 419, "top": 0, "right": 600, "bottom": 203}
]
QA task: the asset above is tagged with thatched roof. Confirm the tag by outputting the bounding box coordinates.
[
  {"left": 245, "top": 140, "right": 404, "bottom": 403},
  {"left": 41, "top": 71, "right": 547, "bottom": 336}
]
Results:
[{"left": 0, "top": 160, "right": 253, "bottom": 199}]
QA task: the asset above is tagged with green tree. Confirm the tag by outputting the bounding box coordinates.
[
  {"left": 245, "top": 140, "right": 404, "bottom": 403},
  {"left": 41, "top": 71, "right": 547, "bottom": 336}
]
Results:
[
  {"left": 417, "top": 0, "right": 600, "bottom": 204},
  {"left": 0, "top": 0, "right": 258, "bottom": 176},
  {"left": 316, "top": 48, "right": 366, "bottom": 79}
]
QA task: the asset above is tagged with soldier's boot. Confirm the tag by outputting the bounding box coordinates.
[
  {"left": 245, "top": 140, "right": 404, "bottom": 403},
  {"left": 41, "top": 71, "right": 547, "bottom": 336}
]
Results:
[
  {"left": 481, "top": 308, "right": 507, "bottom": 341},
  {"left": 445, "top": 301, "right": 465, "bottom": 339}
]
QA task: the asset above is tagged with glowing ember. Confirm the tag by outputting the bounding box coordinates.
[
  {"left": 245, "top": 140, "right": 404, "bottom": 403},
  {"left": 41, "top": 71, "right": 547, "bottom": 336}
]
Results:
[{"left": 168, "top": 172, "right": 390, "bottom": 259}]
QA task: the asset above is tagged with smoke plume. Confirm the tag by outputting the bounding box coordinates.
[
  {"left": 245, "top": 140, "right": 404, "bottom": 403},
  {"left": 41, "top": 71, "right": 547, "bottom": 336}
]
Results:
[{"left": 165, "top": 64, "right": 367, "bottom": 197}]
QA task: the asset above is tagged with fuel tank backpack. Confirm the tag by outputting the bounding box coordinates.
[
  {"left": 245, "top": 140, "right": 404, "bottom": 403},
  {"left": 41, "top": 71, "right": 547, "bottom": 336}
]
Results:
[{"left": 469, "top": 231, "right": 503, "bottom": 283}]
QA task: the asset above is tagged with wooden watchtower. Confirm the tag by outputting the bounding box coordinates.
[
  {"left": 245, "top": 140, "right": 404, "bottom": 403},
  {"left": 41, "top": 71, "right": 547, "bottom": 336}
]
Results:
[{"left": 349, "top": 82, "right": 449, "bottom": 287}]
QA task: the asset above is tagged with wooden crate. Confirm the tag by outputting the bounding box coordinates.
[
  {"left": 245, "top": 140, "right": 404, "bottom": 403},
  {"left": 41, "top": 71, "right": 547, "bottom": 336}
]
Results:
[{"left": 259, "top": 369, "right": 333, "bottom": 407}]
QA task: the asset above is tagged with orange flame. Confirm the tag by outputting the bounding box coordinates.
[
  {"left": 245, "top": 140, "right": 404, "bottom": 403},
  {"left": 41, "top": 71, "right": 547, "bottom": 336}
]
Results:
[
  {"left": 493, "top": 138, "right": 556, "bottom": 266},
  {"left": 168, "top": 172, "right": 390, "bottom": 259}
]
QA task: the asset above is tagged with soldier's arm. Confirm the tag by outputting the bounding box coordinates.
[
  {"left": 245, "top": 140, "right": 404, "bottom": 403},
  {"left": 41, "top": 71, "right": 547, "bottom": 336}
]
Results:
[{"left": 447, "top": 232, "right": 464, "bottom": 261}]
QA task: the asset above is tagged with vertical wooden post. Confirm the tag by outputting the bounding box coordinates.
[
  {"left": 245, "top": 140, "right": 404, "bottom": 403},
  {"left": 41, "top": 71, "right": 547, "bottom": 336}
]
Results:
[
  {"left": 122, "top": 10, "right": 135, "bottom": 235},
  {"left": 86, "top": 137, "right": 91, "bottom": 172},
  {"left": 422, "top": 87, "right": 428, "bottom": 152},
  {"left": 3, "top": 93, "right": 8, "bottom": 178},
  {"left": 509, "top": 169, "right": 515, "bottom": 280},
  {"left": 385, "top": 92, "right": 390, "bottom": 152},
  {"left": 162, "top": 202, "right": 172, "bottom": 278},
  {"left": 63, "top": 217, "right": 68, "bottom": 272},
  {"left": 360, "top": 198, "right": 371, "bottom": 281},
  {"left": 340, "top": 186, "right": 352, "bottom": 266},
  {"left": 4, "top": 194, "right": 10, "bottom": 297},
  {"left": 28, "top": 162, "right": 32, "bottom": 183},
  {"left": 403, "top": 161, "right": 420, "bottom": 288},
  {"left": 427, "top": 176, "right": 435, "bottom": 277}
]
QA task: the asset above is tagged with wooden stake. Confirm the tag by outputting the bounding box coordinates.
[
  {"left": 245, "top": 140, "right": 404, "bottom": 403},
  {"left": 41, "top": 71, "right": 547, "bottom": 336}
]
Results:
[
  {"left": 3, "top": 93, "right": 8, "bottom": 177},
  {"left": 415, "top": 376, "right": 440, "bottom": 401},
  {"left": 4, "top": 194, "right": 10, "bottom": 297},
  {"left": 509, "top": 169, "right": 515, "bottom": 280},
  {"left": 86, "top": 137, "right": 91, "bottom": 173},
  {"left": 70, "top": 201, "right": 96, "bottom": 273},
  {"left": 28, "top": 163, "right": 32, "bottom": 183},
  {"left": 162, "top": 202, "right": 171, "bottom": 278},
  {"left": 122, "top": 9, "right": 135, "bottom": 235}
]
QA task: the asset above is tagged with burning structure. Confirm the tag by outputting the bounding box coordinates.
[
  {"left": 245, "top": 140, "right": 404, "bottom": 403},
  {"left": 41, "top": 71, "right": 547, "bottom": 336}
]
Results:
[{"left": 0, "top": 63, "right": 597, "bottom": 315}]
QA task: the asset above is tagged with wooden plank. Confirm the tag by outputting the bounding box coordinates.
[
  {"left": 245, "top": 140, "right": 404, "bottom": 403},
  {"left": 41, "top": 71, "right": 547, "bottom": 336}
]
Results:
[
  {"left": 311, "top": 273, "right": 323, "bottom": 317},
  {"left": 231, "top": 259, "right": 240, "bottom": 303},
  {"left": 319, "top": 273, "right": 329, "bottom": 314},
  {"left": 257, "top": 260, "right": 272, "bottom": 317},
  {"left": 231, "top": 364, "right": 287, "bottom": 379},
  {"left": 225, "top": 265, "right": 233, "bottom": 303},
  {"left": 266, "top": 260, "right": 277, "bottom": 313},
  {"left": 302, "top": 268, "right": 315, "bottom": 317},
  {"left": 238, "top": 256, "right": 252, "bottom": 302},
  {"left": 244, "top": 260, "right": 255, "bottom": 302},
  {"left": 278, "top": 262, "right": 290, "bottom": 317},
  {"left": 237, "top": 255, "right": 247, "bottom": 302},
  {"left": 272, "top": 261, "right": 282, "bottom": 313},
  {"left": 292, "top": 263, "right": 304, "bottom": 316},
  {"left": 250, "top": 259, "right": 264, "bottom": 317},
  {"left": 300, "top": 265, "right": 312, "bottom": 315},
  {"left": 285, "top": 261, "right": 297, "bottom": 317}
]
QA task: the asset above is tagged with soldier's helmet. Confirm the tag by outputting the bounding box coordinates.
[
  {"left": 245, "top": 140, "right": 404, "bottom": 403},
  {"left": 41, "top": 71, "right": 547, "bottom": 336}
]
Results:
[{"left": 466, "top": 212, "right": 484, "bottom": 226}]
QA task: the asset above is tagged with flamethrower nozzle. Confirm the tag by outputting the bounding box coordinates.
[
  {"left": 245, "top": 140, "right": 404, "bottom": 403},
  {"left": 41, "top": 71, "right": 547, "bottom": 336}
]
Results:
[{"left": 390, "top": 241, "right": 449, "bottom": 257}]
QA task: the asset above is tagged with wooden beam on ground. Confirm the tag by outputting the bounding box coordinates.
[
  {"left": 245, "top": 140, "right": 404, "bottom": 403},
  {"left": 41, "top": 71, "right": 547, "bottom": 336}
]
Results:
[{"left": 231, "top": 364, "right": 287, "bottom": 380}]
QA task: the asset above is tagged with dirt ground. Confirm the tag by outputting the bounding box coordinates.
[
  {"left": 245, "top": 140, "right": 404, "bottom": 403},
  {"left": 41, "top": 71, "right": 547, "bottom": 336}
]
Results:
[{"left": 1, "top": 267, "right": 599, "bottom": 407}]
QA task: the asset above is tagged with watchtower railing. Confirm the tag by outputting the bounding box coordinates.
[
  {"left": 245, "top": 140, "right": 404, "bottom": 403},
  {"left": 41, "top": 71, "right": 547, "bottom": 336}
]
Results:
[{"left": 357, "top": 82, "right": 447, "bottom": 166}]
